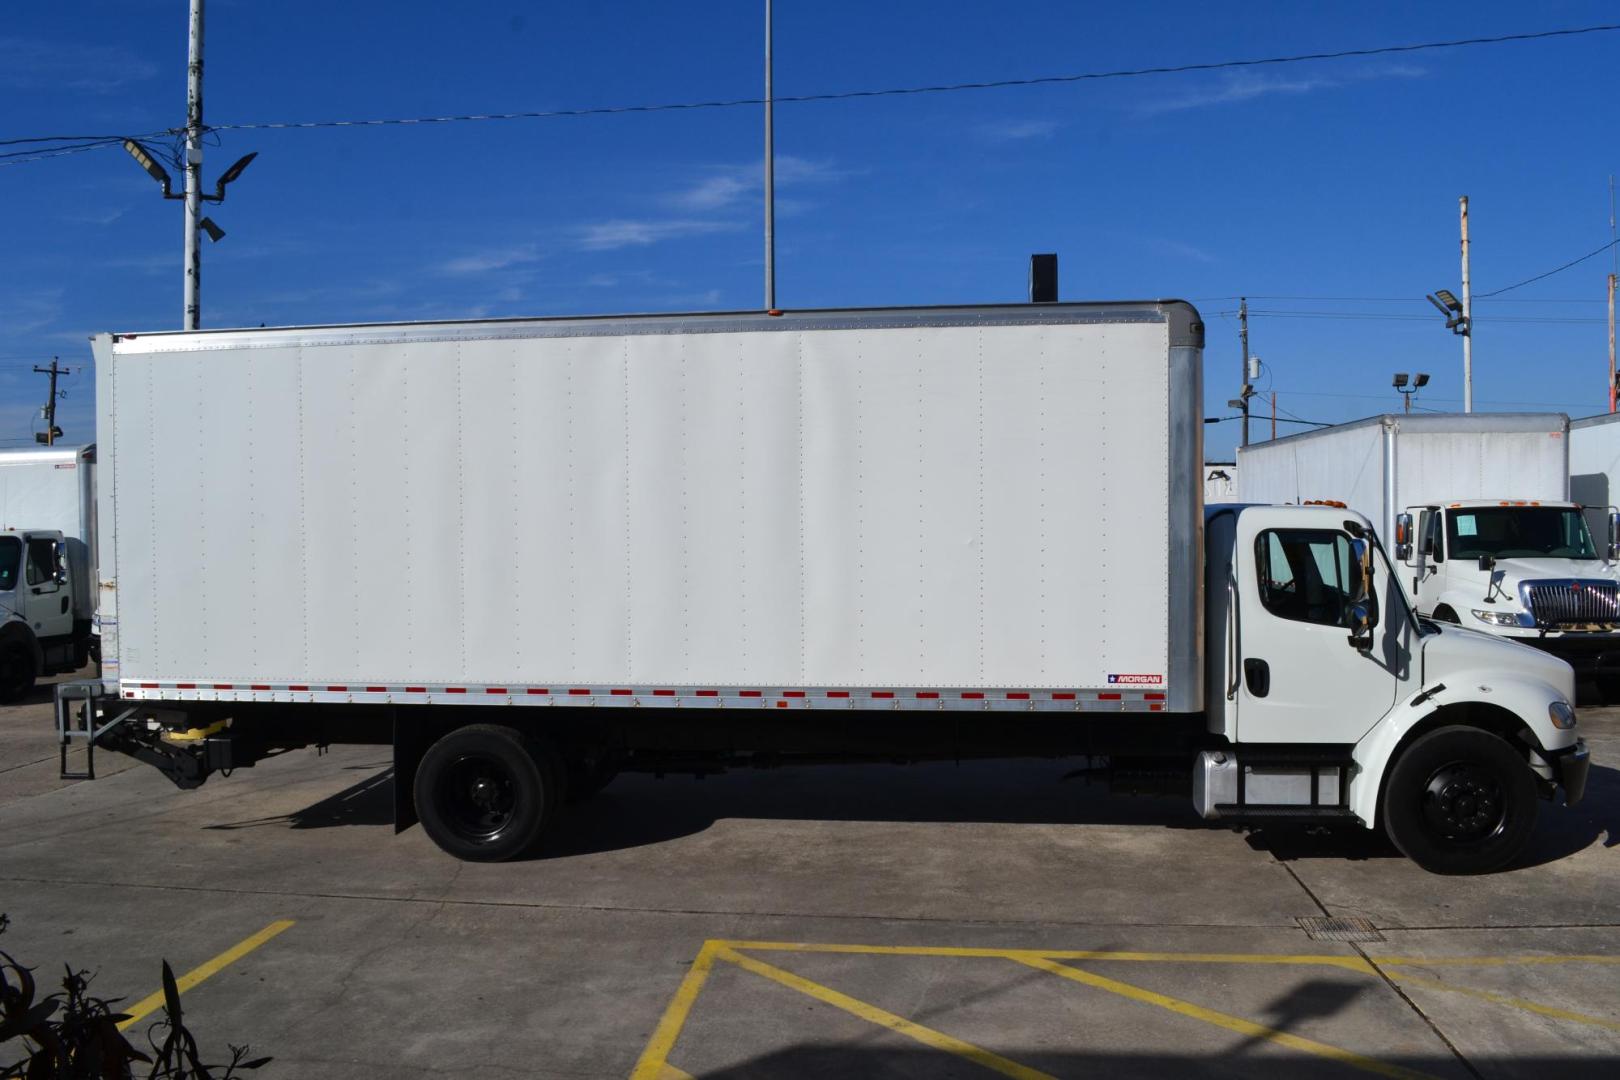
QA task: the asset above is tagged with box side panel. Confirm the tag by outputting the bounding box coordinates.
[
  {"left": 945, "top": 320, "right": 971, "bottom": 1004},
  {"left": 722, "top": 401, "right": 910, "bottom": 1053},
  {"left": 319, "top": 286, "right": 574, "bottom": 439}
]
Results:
[
  {"left": 1396, "top": 430, "right": 1568, "bottom": 506},
  {"left": 1569, "top": 421, "right": 1620, "bottom": 538},
  {"left": 1238, "top": 427, "right": 1385, "bottom": 519},
  {"left": 113, "top": 316, "right": 1176, "bottom": 691}
]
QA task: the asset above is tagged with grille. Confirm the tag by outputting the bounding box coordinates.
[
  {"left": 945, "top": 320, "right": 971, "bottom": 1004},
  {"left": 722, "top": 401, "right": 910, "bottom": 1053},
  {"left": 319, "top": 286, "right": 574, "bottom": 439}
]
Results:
[{"left": 1523, "top": 580, "right": 1620, "bottom": 627}]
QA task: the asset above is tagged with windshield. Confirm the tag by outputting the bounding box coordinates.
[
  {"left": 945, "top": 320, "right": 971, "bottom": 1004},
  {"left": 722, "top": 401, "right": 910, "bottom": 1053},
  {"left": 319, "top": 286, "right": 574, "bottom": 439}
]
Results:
[
  {"left": 1446, "top": 507, "right": 1596, "bottom": 560},
  {"left": 0, "top": 537, "right": 18, "bottom": 592}
]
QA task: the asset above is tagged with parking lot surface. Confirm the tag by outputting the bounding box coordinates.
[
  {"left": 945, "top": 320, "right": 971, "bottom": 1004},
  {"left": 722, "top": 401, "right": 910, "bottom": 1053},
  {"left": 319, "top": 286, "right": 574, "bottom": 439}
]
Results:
[{"left": 1, "top": 690, "right": 1615, "bottom": 1078}]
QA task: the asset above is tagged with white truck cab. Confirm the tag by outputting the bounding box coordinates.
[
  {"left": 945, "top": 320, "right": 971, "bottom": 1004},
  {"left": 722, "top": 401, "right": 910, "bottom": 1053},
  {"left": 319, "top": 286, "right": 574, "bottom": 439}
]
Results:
[
  {"left": 1393, "top": 500, "right": 1620, "bottom": 695},
  {"left": 0, "top": 528, "right": 92, "bottom": 699},
  {"left": 1204, "top": 503, "right": 1587, "bottom": 871}
]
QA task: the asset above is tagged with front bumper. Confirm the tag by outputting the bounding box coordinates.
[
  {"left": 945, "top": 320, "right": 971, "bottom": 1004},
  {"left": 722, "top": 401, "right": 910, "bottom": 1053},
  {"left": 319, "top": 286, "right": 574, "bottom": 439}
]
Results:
[
  {"left": 1511, "top": 635, "right": 1620, "bottom": 678},
  {"left": 1545, "top": 738, "right": 1590, "bottom": 806}
]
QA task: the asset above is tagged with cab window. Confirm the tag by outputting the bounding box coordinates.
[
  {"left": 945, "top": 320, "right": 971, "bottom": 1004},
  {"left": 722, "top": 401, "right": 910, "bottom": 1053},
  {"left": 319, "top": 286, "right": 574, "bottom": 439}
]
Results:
[
  {"left": 24, "top": 538, "right": 56, "bottom": 588},
  {"left": 0, "top": 537, "right": 19, "bottom": 592},
  {"left": 1255, "top": 529, "right": 1366, "bottom": 628}
]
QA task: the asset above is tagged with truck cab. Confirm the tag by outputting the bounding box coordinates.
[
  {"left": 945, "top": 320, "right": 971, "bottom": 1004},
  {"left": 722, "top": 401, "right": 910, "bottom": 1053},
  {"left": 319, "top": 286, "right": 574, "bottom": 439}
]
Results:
[
  {"left": 1205, "top": 503, "right": 1588, "bottom": 872},
  {"left": 0, "top": 529, "right": 91, "bottom": 700},
  {"left": 1394, "top": 500, "right": 1620, "bottom": 694}
]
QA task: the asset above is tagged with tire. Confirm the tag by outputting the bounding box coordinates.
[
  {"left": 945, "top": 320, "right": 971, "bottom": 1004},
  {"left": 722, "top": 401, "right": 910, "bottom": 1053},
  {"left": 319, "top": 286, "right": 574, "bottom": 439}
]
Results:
[
  {"left": 0, "top": 640, "right": 35, "bottom": 703},
  {"left": 413, "top": 724, "right": 558, "bottom": 862},
  {"left": 1382, "top": 725, "right": 1537, "bottom": 875}
]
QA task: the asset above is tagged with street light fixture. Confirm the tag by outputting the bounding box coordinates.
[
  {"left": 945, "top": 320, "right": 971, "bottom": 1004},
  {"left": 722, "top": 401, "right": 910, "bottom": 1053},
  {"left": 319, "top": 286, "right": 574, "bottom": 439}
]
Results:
[
  {"left": 1394, "top": 372, "right": 1430, "bottom": 414},
  {"left": 1427, "top": 290, "right": 1469, "bottom": 335}
]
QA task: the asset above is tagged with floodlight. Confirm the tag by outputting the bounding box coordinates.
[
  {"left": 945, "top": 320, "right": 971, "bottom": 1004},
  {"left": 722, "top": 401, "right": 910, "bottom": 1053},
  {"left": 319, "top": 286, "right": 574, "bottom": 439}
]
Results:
[
  {"left": 1226, "top": 399, "right": 1246, "bottom": 410},
  {"left": 199, "top": 216, "right": 225, "bottom": 242},
  {"left": 1413, "top": 373, "right": 1430, "bottom": 388},
  {"left": 122, "top": 139, "right": 174, "bottom": 197},
  {"left": 1393, "top": 373, "right": 1409, "bottom": 388},
  {"left": 208, "top": 152, "right": 258, "bottom": 202},
  {"left": 1434, "top": 289, "right": 1462, "bottom": 312}
]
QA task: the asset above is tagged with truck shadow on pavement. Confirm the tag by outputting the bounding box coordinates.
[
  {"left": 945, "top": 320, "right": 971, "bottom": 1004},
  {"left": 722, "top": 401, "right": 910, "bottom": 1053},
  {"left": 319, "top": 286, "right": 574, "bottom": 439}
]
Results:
[
  {"left": 1247, "top": 763, "right": 1620, "bottom": 871},
  {"left": 245, "top": 758, "right": 1618, "bottom": 871}
]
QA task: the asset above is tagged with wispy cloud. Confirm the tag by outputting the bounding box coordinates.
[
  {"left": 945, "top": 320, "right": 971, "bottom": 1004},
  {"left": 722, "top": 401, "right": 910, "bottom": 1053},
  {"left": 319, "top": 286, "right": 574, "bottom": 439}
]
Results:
[
  {"left": 0, "top": 289, "right": 64, "bottom": 336},
  {"left": 439, "top": 244, "right": 543, "bottom": 275},
  {"left": 976, "top": 118, "right": 1060, "bottom": 142},
  {"left": 572, "top": 219, "right": 743, "bottom": 252},
  {"left": 1137, "top": 64, "right": 1426, "bottom": 115},
  {"left": 0, "top": 38, "right": 159, "bottom": 92},
  {"left": 664, "top": 156, "right": 846, "bottom": 212}
]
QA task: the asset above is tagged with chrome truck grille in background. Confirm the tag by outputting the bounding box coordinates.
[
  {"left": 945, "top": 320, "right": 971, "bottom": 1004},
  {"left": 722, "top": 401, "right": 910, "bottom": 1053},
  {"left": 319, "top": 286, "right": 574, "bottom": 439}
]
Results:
[{"left": 1521, "top": 580, "right": 1620, "bottom": 627}]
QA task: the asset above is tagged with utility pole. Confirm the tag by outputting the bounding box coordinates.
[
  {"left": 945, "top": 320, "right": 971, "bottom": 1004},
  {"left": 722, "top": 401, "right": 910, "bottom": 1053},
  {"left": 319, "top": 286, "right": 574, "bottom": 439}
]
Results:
[
  {"left": 33, "top": 358, "right": 68, "bottom": 445},
  {"left": 1270, "top": 392, "right": 1276, "bottom": 440},
  {"left": 1459, "top": 195, "right": 1473, "bottom": 413},
  {"left": 1609, "top": 175, "right": 1616, "bottom": 414},
  {"left": 1239, "top": 297, "right": 1251, "bottom": 447},
  {"left": 763, "top": 0, "right": 776, "bottom": 312},
  {"left": 183, "top": 0, "right": 205, "bottom": 330}
]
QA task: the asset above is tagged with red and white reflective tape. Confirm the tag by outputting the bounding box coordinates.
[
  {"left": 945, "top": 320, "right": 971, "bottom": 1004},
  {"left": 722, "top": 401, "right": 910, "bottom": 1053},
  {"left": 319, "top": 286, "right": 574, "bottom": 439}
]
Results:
[{"left": 118, "top": 681, "right": 1171, "bottom": 711}]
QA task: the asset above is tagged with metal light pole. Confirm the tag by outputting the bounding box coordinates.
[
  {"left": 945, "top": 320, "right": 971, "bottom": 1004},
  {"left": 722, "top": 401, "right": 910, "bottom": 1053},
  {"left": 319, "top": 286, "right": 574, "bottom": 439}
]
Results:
[
  {"left": 1459, "top": 196, "right": 1472, "bottom": 413},
  {"left": 184, "top": 0, "right": 205, "bottom": 330},
  {"left": 763, "top": 0, "right": 776, "bottom": 311},
  {"left": 1238, "top": 297, "right": 1251, "bottom": 447}
]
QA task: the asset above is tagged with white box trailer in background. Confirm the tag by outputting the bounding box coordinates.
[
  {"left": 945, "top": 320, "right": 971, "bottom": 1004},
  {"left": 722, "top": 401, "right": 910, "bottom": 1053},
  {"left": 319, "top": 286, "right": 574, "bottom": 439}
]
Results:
[
  {"left": 1569, "top": 411, "right": 1620, "bottom": 535},
  {"left": 1239, "top": 413, "right": 1620, "bottom": 695},
  {"left": 61, "top": 303, "right": 1589, "bottom": 873},
  {"left": 0, "top": 445, "right": 98, "bottom": 699},
  {"left": 0, "top": 444, "right": 95, "bottom": 622},
  {"left": 1203, "top": 462, "right": 1238, "bottom": 504}
]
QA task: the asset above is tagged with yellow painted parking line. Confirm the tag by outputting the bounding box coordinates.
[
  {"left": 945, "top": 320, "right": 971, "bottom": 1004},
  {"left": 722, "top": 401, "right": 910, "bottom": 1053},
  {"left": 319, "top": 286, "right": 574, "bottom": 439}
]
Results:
[
  {"left": 723, "top": 940, "right": 1375, "bottom": 972},
  {"left": 630, "top": 941, "right": 720, "bottom": 1080},
  {"left": 718, "top": 946, "right": 1057, "bottom": 1080},
  {"left": 1377, "top": 955, "right": 1620, "bottom": 968},
  {"left": 1013, "top": 955, "right": 1443, "bottom": 1080},
  {"left": 116, "top": 920, "right": 294, "bottom": 1032},
  {"left": 651, "top": 1065, "right": 695, "bottom": 1080},
  {"left": 1391, "top": 971, "right": 1620, "bottom": 1033}
]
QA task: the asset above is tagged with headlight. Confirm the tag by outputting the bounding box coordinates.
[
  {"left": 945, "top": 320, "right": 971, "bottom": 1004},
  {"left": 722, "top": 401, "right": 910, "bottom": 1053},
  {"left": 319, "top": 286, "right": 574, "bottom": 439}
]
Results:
[
  {"left": 1471, "top": 609, "right": 1535, "bottom": 627},
  {"left": 1549, "top": 700, "right": 1577, "bottom": 730}
]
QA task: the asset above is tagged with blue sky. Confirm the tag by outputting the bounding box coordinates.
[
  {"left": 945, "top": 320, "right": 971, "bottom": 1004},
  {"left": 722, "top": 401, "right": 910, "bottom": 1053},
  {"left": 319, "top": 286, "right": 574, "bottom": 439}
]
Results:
[{"left": 2, "top": 1, "right": 1618, "bottom": 458}]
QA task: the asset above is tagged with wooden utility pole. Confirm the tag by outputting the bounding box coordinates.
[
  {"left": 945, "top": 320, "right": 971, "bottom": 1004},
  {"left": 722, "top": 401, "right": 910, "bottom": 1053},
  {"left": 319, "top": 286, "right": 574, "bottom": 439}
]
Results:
[
  {"left": 32, "top": 358, "right": 67, "bottom": 445},
  {"left": 1239, "top": 297, "right": 1251, "bottom": 447},
  {"left": 1460, "top": 196, "right": 1473, "bottom": 413}
]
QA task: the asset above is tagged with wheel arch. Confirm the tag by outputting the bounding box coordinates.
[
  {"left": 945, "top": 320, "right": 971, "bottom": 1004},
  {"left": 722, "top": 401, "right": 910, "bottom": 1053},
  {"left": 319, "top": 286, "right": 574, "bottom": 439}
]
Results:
[{"left": 1350, "top": 679, "right": 1559, "bottom": 827}]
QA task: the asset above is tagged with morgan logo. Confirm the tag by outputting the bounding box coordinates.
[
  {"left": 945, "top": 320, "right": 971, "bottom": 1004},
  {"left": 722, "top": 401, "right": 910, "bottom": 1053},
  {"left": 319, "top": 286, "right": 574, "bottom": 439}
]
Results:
[{"left": 1108, "top": 673, "right": 1164, "bottom": 685}]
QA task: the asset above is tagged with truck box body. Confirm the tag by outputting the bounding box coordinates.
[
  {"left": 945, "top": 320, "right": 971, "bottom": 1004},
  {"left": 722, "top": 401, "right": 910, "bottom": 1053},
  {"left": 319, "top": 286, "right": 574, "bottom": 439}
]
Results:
[
  {"left": 94, "top": 303, "right": 1204, "bottom": 712},
  {"left": 0, "top": 444, "right": 95, "bottom": 623},
  {"left": 1236, "top": 413, "right": 1570, "bottom": 544},
  {"left": 1569, "top": 412, "right": 1620, "bottom": 536}
]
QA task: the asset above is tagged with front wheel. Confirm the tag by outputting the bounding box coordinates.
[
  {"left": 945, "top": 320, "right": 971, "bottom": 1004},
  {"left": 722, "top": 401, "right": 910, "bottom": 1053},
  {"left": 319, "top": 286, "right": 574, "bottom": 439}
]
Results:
[
  {"left": 0, "top": 640, "right": 35, "bottom": 702},
  {"left": 1382, "top": 725, "right": 1537, "bottom": 874},
  {"left": 413, "top": 725, "right": 558, "bottom": 862}
]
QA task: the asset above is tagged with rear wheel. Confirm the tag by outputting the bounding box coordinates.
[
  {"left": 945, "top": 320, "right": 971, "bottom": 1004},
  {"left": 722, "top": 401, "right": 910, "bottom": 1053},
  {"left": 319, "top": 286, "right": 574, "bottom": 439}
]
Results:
[
  {"left": 0, "top": 640, "right": 35, "bottom": 702},
  {"left": 413, "top": 725, "right": 558, "bottom": 862},
  {"left": 1382, "top": 725, "right": 1537, "bottom": 874}
]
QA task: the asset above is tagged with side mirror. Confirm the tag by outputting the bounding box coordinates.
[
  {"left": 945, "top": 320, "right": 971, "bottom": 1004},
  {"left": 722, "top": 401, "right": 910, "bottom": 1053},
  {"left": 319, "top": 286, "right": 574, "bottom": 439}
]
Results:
[
  {"left": 52, "top": 540, "right": 68, "bottom": 585},
  {"left": 1349, "top": 538, "right": 1373, "bottom": 603},
  {"left": 1608, "top": 510, "right": 1620, "bottom": 561},
  {"left": 1346, "top": 600, "right": 1374, "bottom": 651},
  {"left": 1394, "top": 512, "right": 1413, "bottom": 562},
  {"left": 1347, "top": 539, "right": 1376, "bottom": 650}
]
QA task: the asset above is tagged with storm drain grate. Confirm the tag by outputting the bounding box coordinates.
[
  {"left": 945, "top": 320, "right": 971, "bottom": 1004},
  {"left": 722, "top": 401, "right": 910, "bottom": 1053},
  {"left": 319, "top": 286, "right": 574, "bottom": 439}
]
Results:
[{"left": 1297, "top": 916, "right": 1385, "bottom": 943}]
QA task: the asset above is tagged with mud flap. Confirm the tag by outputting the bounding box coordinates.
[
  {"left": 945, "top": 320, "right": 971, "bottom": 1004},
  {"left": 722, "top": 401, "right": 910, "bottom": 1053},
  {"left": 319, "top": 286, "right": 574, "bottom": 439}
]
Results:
[{"left": 392, "top": 709, "right": 423, "bottom": 833}]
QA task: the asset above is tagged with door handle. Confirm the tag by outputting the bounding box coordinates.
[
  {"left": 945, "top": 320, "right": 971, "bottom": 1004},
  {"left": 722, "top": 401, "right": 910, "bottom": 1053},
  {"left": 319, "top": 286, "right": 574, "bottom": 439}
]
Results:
[
  {"left": 60, "top": 596, "right": 70, "bottom": 615},
  {"left": 1244, "top": 658, "right": 1270, "bottom": 698}
]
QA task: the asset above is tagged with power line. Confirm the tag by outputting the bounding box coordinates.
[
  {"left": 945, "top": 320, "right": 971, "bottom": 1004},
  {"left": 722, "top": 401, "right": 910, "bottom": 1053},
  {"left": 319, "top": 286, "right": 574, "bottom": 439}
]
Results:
[
  {"left": 5, "top": 22, "right": 1614, "bottom": 156},
  {"left": 1474, "top": 237, "right": 1620, "bottom": 298}
]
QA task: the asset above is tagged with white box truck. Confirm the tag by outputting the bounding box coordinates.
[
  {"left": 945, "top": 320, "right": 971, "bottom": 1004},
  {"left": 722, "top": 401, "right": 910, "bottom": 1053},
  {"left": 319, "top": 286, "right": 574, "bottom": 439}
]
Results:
[
  {"left": 1239, "top": 413, "right": 1620, "bottom": 696},
  {"left": 1570, "top": 410, "right": 1620, "bottom": 541},
  {"left": 0, "top": 445, "right": 98, "bottom": 699},
  {"left": 60, "top": 303, "right": 1588, "bottom": 873}
]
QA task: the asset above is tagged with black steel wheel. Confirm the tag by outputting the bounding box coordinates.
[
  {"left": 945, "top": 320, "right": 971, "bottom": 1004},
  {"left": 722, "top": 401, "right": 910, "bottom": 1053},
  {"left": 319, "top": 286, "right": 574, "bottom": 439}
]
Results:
[
  {"left": 413, "top": 725, "right": 555, "bottom": 862},
  {"left": 1382, "top": 725, "right": 1537, "bottom": 874},
  {"left": 0, "top": 640, "right": 35, "bottom": 703}
]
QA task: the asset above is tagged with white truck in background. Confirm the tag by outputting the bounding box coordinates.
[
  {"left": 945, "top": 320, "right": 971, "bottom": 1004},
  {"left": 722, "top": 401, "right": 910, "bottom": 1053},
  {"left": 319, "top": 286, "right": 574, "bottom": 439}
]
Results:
[
  {"left": 1239, "top": 413, "right": 1620, "bottom": 697},
  {"left": 59, "top": 302, "right": 1588, "bottom": 873},
  {"left": 0, "top": 445, "right": 97, "bottom": 699}
]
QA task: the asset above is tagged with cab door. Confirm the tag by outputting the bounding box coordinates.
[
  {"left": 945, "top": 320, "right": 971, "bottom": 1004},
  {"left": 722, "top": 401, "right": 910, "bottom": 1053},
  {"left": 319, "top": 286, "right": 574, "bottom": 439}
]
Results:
[
  {"left": 1234, "top": 509, "right": 1403, "bottom": 745},
  {"left": 20, "top": 533, "right": 72, "bottom": 640}
]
